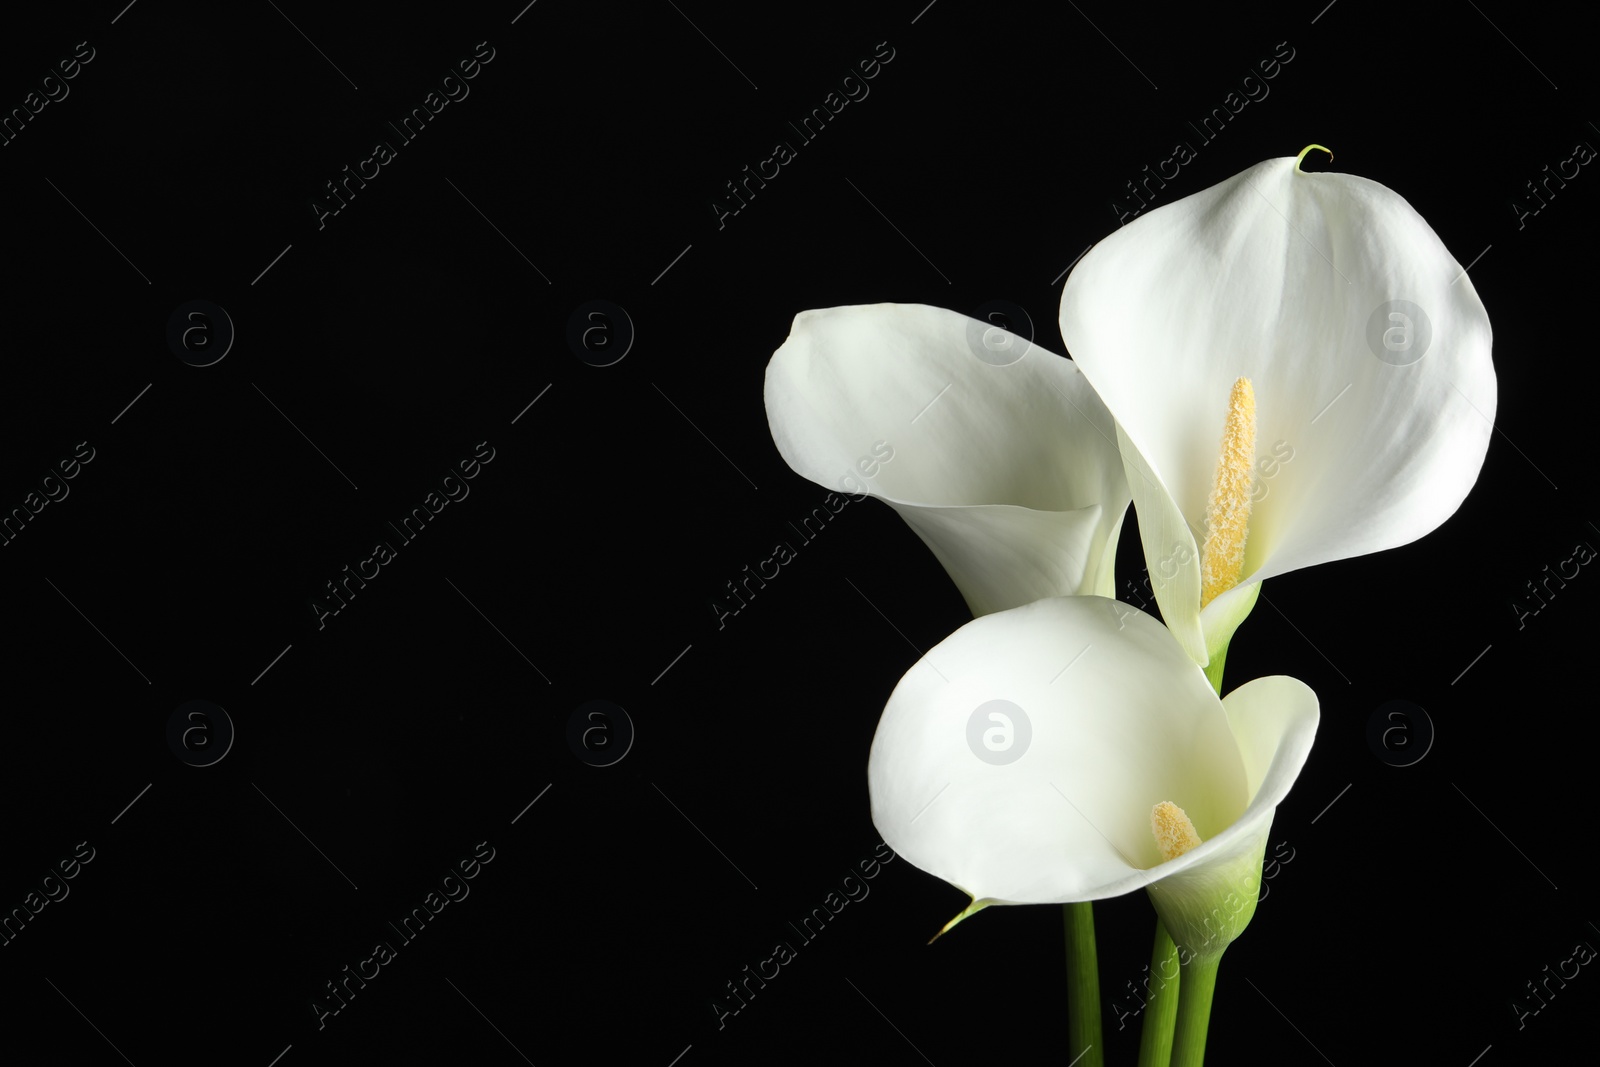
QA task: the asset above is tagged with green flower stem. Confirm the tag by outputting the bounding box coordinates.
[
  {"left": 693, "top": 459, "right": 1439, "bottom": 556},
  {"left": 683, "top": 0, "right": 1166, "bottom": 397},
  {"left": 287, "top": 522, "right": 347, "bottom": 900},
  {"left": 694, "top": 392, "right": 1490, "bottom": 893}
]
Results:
[
  {"left": 1179, "top": 590, "right": 1250, "bottom": 1061},
  {"left": 1295, "top": 144, "right": 1333, "bottom": 171},
  {"left": 1201, "top": 642, "right": 1228, "bottom": 695},
  {"left": 1169, "top": 952, "right": 1223, "bottom": 1067},
  {"left": 1137, "top": 920, "right": 1180, "bottom": 1067},
  {"left": 1179, "top": 640, "right": 1235, "bottom": 1064},
  {"left": 1062, "top": 902, "right": 1104, "bottom": 1067}
]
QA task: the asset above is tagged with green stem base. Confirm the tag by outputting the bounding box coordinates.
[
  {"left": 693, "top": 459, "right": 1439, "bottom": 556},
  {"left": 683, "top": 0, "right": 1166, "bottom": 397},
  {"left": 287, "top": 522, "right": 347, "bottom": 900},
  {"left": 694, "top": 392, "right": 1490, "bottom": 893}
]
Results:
[
  {"left": 1137, "top": 921, "right": 1180, "bottom": 1067},
  {"left": 1170, "top": 952, "right": 1222, "bottom": 1067},
  {"left": 1062, "top": 902, "right": 1104, "bottom": 1067},
  {"left": 1202, "top": 642, "right": 1229, "bottom": 696}
]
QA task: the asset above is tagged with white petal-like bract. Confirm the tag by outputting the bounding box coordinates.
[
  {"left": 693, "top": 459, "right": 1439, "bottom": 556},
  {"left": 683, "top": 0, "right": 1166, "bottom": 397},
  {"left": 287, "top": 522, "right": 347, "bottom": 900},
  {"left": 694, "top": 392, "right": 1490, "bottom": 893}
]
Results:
[
  {"left": 766, "top": 304, "right": 1131, "bottom": 614},
  {"left": 1061, "top": 157, "right": 1495, "bottom": 664}
]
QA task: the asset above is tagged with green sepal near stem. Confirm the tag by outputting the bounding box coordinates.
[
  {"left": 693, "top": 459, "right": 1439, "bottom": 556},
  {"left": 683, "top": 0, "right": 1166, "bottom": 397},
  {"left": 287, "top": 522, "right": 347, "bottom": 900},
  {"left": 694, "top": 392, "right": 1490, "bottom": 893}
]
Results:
[
  {"left": 1200, "top": 579, "right": 1260, "bottom": 693},
  {"left": 1202, "top": 643, "right": 1228, "bottom": 697},
  {"left": 1062, "top": 902, "right": 1105, "bottom": 1067},
  {"left": 1144, "top": 830, "right": 1266, "bottom": 966},
  {"left": 1142, "top": 793, "right": 1272, "bottom": 1065}
]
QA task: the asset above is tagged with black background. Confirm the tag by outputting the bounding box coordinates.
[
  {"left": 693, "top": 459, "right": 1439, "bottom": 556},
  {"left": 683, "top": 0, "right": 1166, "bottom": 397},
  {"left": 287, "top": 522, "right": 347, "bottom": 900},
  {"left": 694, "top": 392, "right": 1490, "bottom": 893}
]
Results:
[{"left": 0, "top": 1, "right": 1593, "bottom": 1064}]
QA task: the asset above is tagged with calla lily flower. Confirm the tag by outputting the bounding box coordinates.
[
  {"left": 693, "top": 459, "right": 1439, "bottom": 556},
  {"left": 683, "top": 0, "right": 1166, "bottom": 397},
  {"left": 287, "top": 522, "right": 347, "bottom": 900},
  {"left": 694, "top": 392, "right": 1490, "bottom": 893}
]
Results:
[
  {"left": 1059, "top": 151, "right": 1496, "bottom": 667},
  {"left": 868, "top": 594, "right": 1318, "bottom": 957},
  {"left": 764, "top": 303, "right": 1131, "bottom": 616}
]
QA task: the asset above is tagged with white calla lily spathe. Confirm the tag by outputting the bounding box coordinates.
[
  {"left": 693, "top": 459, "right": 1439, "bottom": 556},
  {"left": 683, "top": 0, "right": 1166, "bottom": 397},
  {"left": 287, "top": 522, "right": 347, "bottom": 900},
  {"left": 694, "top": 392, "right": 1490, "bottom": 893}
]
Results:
[
  {"left": 1059, "top": 151, "right": 1496, "bottom": 668},
  {"left": 868, "top": 594, "right": 1318, "bottom": 957},
  {"left": 764, "top": 303, "right": 1131, "bottom": 616}
]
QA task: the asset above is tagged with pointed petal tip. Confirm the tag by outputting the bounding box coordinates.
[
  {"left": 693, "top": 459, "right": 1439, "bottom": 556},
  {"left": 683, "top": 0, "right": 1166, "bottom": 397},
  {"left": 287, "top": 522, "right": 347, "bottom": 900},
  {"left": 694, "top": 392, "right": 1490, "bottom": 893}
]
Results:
[{"left": 927, "top": 897, "right": 993, "bottom": 944}]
